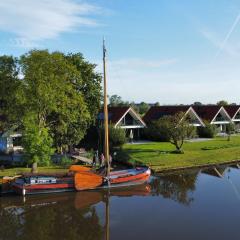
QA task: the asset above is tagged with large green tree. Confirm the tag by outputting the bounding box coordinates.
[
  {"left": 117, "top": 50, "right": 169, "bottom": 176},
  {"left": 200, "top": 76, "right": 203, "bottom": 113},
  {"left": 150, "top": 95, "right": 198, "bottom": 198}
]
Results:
[
  {"left": 0, "top": 50, "right": 102, "bottom": 163},
  {"left": 20, "top": 50, "right": 94, "bottom": 153},
  {"left": 65, "top": 53, "right": 102, "bottom": 121},
  {"left": 0, "top": 55, "right": 22, "bottom": 132}
]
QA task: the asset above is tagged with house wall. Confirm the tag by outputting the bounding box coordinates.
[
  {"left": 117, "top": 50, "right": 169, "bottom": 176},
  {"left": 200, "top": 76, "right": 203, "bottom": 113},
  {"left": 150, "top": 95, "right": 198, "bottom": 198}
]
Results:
[
  {"left": 0, "top": 137, "right": 7, "bottom": 152},
  {"left": 0, "top": 137, "right": 13, "bottom": 153}
]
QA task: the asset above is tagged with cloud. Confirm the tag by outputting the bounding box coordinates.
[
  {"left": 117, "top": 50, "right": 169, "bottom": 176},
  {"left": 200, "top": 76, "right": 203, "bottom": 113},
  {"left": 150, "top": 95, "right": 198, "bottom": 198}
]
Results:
[
  {"left": 0, "top": 0, "right": 101, "bottom": 47},
  {"left": 109, "top": 58, "right": 178, "bottom": 69}
]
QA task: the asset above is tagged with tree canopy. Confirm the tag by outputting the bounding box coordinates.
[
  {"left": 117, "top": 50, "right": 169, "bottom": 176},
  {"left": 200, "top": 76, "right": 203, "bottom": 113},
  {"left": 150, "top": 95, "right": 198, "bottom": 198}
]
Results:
[
  {"left": 217, "top": 100, "right": 228, "bottom": 106},
  {"left": 0, "top": 50, "right": 102, "bottom": 164},
  {"left": 0, "top": 55, "right": 22, "bottom": 133}
]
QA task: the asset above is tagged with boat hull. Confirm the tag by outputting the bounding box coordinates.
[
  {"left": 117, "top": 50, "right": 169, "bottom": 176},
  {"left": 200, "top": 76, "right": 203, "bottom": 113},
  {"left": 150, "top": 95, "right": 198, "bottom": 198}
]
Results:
[{"left": 11, "top": 167, "right": 151, "bottom": 195}]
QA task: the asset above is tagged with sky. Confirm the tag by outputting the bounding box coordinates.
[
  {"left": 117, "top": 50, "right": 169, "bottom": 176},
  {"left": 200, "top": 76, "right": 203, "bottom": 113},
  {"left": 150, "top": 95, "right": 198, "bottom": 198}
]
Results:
[{"left": 1, "top": 0, "right": 240, "bottom": 104}]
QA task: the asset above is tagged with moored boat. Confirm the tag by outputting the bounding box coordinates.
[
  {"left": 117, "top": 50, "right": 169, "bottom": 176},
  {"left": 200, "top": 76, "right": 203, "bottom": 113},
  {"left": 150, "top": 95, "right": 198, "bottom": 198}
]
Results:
[
  {"left": 12, "top": 174, "right": 75, "bottom": 195},
  {"left": 74, "top": 166, "right": 151, "bottom": 191}
]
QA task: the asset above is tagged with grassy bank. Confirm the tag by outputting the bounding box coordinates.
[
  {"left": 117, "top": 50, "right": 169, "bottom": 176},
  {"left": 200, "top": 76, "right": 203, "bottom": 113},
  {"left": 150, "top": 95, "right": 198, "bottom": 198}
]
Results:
[
  {"left": 121, "top": 136, "right": 240, "bottom": 172},
  {"left": 0, "top": 166, "right": 69, "bottom": 178}
]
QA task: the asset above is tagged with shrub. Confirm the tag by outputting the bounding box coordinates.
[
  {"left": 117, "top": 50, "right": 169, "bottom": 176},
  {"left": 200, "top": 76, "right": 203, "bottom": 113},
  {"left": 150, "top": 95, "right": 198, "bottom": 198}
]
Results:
[
  {"left": 197, "top": 122, "right": 217, "bottom": 138},
  {"left": 22, "top": 116, "right": 55, "bottom": 167},
  {"left": 144, "top": 120, "right": 170, "bottom": 142},
  {"left": 99, "top": 124, "right": 127, "bottom": 151},
  {"left": 60, "top": 156, "right": 73, "bottom": 167},
  {"left": 109, "top": 125, "right": 127, "bottom": 150}
]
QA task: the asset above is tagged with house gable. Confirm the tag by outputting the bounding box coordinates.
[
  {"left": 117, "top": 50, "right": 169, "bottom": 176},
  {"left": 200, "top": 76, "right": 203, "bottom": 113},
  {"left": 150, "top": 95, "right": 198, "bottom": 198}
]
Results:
[
  {"left": 211, "top": 107, "right": 232, "bottom": 124},
  {"left": 232, "top": 108, "right": 240, "bottom": 122},
  {"left": 98, "top": 106, "right": 146, "bottom": 129},
  {"left": 184, "top": 108, "right": 205, "bottom": 127},
  {"left": 115, "top": 108, "right": 146, "bottom": 129},
  {"left": 143, "top": 106, "right": 204, "bottom": 127}
]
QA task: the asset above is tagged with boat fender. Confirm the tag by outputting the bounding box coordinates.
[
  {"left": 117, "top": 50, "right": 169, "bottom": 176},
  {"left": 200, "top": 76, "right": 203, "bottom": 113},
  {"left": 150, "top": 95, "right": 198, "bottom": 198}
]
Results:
[
  {"left": 22, "top": 187, "right": 26, "bottom": 196},
  {"left": 104, "top": 177, "right": 110, "bottom": 184}
]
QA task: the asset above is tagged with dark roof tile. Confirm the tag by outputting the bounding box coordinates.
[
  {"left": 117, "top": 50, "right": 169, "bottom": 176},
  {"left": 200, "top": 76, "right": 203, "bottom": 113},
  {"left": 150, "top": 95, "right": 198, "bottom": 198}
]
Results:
[
  {"left": 143, "top": 106, "right": 190, "bottom": 122},
  {"left": 98, "top": 106, "right": 130, "bottom": 124},
  {"left": 224, "top": 105, "right": 240, "bottom": 118},
  {"left": 191, "top": 105, "right": 222, "bottom": 121}
]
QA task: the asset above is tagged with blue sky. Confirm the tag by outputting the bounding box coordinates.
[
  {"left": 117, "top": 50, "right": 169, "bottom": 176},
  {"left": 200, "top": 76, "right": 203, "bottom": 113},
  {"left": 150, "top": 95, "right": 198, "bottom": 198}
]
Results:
[{"left": 1, "top": 0, "right": 240, "bottom": 104}]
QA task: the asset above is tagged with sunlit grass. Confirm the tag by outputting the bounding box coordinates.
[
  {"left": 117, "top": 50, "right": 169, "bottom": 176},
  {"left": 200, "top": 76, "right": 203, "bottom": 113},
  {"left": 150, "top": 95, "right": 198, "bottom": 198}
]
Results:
[
  {"left": 0, "top": 166, "right": 68, "bottom": 178},
  {"left": 122, "top": 136, "right": 240, "bottom": 172}
]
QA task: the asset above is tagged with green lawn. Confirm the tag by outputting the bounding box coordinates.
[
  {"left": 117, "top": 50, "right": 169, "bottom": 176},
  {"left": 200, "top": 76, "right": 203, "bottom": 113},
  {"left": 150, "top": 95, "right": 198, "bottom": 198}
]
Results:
[
  {"left": 0, "top": 166, "right": 68, "bottom": 178},
  {"left": 121, "top": 136, "right": 240, "bottom": 172}
]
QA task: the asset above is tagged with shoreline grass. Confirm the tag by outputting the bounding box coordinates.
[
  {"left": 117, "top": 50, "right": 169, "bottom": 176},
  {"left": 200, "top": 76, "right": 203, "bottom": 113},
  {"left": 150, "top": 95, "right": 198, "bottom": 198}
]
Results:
[
  {"left": 0, "top": 166, "right": 69, "bottom": 178},
  {"left": 121, "top": 136, "right": 240, "bottom": 172}
]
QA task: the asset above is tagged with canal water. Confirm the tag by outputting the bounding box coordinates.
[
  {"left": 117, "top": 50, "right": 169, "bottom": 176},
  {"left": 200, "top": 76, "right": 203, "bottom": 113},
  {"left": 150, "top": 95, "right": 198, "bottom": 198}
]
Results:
[{"left": 1, "top": 165, "right": 240, "bottom": 240}]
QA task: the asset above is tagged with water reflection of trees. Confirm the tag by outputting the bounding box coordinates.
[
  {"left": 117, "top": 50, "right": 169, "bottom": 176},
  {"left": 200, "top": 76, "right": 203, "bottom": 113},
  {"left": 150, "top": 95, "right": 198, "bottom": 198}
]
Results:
[
  {"left": 0, "top": 195, "right": 104, "bottom": 240},
  {"left": 151, "top": 171, "right": 199, "bottom": 206}
]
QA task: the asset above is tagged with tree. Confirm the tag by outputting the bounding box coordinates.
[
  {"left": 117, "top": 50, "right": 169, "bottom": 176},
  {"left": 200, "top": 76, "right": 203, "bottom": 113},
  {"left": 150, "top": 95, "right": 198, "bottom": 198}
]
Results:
[
  {"left": 193, "top": 101, "right": 202, "bottom": 106},
  {"left": 217, "top": 100, "right": 228, "bottom": 106},
  {"left": 65, "top": 53, "right": 102, "bottom": 122},
  {"left": 109, "top": 94, "right": 125, "bottom": 107},
  {"left": 138, "top": 102, "right": 150, "bottom": 115},
  {"left": 22, "top": 114, "right": 55, "bottom": 168},
  {"left": 226, "top": 123, "right": 235, "bottom": 141},
  {"left": 20, "top": 50, "right": 92, "bottom": 153},
  {"left": 161, "top": 113, "right": 196, "bottom": 153},
  {"left": 0, "top": 55, "right": 22, "bottom": 133}
]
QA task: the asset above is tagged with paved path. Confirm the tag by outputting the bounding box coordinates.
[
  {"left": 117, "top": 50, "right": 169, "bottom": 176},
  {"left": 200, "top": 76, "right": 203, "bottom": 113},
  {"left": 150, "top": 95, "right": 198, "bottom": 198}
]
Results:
[
  {"left": 186, "top": 138, "right": 213, "bottom": 143},
  {"left": 71, "top": 155, "right": 92, "bottom": 164}
]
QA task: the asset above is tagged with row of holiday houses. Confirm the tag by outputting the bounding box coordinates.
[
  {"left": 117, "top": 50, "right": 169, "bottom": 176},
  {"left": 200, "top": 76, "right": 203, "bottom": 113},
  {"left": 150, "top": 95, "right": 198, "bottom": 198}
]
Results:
[
  {"left": 1, "top": 105, "right": 240, "bottom": 153},
  {"left": 103, "top": 105, "right": 240, "bottom": 138}
]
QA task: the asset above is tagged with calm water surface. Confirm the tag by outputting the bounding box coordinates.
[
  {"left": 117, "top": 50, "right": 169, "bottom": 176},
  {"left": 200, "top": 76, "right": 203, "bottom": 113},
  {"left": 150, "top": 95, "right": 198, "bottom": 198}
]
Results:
[{"left": 1, "top": 165, "right": 240, "bottom": 240}]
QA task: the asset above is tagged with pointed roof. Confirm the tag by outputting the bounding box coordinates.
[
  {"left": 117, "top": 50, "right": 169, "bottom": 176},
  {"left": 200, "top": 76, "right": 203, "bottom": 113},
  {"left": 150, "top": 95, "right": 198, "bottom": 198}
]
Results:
[
  {"left": 98, "top": 106, "right": 146, "bottom": 127},
  {"left": 224, "top": 105, "right": 240, "bottom": 119},
  {"left": 143, "top": 106, "right": 191, "bottom": 122},
  {"left": 191, "top": 105, "right": 223, "bottom": 122}
]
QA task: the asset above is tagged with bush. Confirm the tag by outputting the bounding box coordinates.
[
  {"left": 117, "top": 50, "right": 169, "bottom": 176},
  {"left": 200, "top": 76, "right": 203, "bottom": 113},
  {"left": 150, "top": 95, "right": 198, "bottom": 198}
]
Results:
[
  {"left": 144, "top": 120, "right": 170, "bottom": 142},
  {"left": 22, "top": 116, "right": 55, "bottom": 166},
  {"left": 197, "top": 123, "right": 217, "bottom": 138},
  {"left": 99, "top": 124, "right": 127, "bottom": 152},
  {"left": 60, "top": 156, "right": 72, "bottom": 167},
  {"left": 109, "top": 125, "right": 127, "bottom": 150}
]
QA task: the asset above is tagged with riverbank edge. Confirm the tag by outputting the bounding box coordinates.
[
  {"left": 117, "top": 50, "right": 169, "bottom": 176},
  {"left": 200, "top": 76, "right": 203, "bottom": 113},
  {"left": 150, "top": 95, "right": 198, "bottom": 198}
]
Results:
[{"left": 116, "top": 156, "right": 240, "bottom": 174}]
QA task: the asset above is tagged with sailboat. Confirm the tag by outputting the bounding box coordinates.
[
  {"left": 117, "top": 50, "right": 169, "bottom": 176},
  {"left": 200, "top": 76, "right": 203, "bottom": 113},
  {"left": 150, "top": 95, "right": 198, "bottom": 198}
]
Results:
[
  {"left": 11, "top": 40, "right": 151, "bottom": 196},
  {"left": 73, "top": 39, "right": 151, "bottom": 191}
]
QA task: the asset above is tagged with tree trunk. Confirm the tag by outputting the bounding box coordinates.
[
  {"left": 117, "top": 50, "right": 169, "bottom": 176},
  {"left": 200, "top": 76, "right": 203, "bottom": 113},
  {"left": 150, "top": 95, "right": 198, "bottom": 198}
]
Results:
[{"left": 31, "top": 162, "right": 38, "bottom": 173}]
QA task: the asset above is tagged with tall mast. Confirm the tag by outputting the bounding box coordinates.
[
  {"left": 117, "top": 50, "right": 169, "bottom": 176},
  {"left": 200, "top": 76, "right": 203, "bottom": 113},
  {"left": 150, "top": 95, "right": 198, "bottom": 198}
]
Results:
[{"left": 103, "top": 38, "right": 110, "bottom": 177}]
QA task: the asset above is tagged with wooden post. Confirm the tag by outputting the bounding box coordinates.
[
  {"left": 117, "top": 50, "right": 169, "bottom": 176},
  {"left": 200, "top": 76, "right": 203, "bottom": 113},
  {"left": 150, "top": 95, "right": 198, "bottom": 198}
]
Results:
[{"left": 103, "top": 39, "right": 110, "bottom": 177}]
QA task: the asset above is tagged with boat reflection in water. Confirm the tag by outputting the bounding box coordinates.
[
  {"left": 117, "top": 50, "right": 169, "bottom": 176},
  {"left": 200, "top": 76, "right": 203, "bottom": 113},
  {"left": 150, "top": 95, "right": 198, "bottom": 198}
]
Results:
[{"left": 0, "top": 184, "right": 151, "bottom": 240}]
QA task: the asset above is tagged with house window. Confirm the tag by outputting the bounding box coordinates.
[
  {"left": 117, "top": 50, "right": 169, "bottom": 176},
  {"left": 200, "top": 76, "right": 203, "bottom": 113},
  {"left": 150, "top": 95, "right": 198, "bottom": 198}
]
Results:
[
  {"left": 215, "top": 113, "right": 225, "bottom": 122},
  {"left": 119, "top": 113, "right": 141, "bottom": 126}
]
